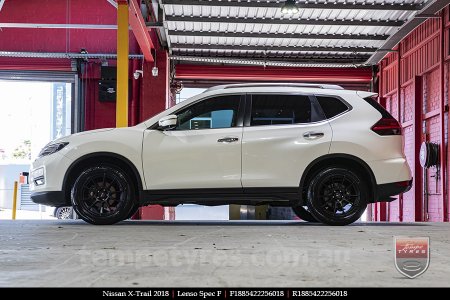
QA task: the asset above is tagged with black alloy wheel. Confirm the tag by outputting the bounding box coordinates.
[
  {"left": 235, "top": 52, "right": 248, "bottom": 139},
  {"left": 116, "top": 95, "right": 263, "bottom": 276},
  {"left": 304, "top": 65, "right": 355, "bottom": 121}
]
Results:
[
  {"left": 306, "top": 167, "right": 368, "bottom": 226},
  {"left": 71, "top": 165, "right": 136, "bottom": 225}
]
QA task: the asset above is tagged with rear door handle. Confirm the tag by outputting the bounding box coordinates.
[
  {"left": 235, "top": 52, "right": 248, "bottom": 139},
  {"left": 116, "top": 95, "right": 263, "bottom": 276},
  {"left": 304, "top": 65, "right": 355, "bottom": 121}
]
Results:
[
  {"left": 218, "top": 137, "right": 239, "bottom": 143},
  {"left": 303, "top": 132, "right": 324, "bottom": 140}
]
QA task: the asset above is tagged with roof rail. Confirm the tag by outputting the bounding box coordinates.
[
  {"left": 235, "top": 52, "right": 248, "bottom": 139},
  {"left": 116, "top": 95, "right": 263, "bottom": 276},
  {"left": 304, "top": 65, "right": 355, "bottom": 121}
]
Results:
[{"left": 204, "top": 83, "right": 344, "bottom": 93}]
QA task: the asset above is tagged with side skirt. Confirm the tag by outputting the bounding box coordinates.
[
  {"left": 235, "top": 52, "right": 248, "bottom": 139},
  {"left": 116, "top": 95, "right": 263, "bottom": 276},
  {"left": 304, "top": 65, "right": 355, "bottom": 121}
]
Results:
[{"left": 139, "top": 187, "right": 300, "bottom": 207}]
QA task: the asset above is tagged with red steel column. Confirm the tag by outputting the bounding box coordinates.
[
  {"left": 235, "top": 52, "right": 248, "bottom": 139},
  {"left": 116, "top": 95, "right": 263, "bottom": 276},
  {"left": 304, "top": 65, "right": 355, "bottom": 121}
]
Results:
[
  {"left": 440, "top": 11, "right": 448, "bottom": 222},
  {"left": 138, "top": 34, "right": 170, "bottom": 220},
  {"left": 140, "top": 44, "right": 169, "bottom": 120},
  {"left": 130, "top": 59, "right": 141, "bottom": 126},
  {"left": 379, "top": 96, "right": 388, "bottom": 221},
  {"left": 373, "top": 61, "right": 386, "bottom": 221},
  {"left": 414, "top": 76, "right": 424, "bottom": 222},
  {"left": 398, "top": 49, "right": 404, "bottom": 222}
]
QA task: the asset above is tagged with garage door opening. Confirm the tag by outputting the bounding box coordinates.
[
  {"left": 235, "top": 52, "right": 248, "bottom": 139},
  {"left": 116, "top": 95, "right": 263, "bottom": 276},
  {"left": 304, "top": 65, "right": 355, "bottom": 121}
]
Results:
[{"left": 0, "top": 80, "right": 72, "bottom": 219}]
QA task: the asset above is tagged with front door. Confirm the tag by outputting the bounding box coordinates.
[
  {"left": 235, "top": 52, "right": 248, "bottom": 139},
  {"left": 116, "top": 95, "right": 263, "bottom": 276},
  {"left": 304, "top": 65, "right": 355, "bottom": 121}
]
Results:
[
  {"left": 142, "top": 94, "right": 244, "bottom": 190},
  {"left": 242, "top": 93, "right": 332, "bottom": 188}
]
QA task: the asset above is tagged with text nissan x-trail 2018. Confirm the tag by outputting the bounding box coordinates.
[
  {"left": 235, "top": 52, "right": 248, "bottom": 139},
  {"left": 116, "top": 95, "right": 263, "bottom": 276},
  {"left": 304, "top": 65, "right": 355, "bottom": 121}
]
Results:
[{"left": 30, "top": 83, "right": 412, "bottom": 225}]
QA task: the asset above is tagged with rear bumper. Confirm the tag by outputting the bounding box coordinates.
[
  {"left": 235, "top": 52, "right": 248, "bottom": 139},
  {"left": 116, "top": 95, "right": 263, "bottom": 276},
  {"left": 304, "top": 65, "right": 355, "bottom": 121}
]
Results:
[
  {"left": 375, "top": 179, "right": 413, "bottom": 203},
  {"left": 30, "top": 191, "right": 68, "bottom": 207}
]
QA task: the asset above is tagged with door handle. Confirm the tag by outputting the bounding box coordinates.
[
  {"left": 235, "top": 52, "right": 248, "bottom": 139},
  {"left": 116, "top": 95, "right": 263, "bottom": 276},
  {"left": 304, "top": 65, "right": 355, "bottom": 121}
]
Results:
[
  {"left": 218, "top": 137, "right": 239, "bottom": 143},
  {"left": 303, "top": 132, "right": 324, "bottom": 140}
]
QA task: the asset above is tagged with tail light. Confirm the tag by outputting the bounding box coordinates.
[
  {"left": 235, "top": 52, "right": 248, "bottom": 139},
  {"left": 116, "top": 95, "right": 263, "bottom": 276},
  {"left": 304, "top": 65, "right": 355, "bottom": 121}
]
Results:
[
  {"left": 371, "top": 117, "right": 402, "bottom": 136},
  {"left": 364, "top": 96, "right": 402, "bottom": 136}
]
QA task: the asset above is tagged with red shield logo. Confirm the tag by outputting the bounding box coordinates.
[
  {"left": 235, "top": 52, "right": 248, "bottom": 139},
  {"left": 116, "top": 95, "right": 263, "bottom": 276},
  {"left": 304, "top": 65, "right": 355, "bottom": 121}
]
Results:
[{"left": 394, "top": 237, "right": 430, "bottom": 279}]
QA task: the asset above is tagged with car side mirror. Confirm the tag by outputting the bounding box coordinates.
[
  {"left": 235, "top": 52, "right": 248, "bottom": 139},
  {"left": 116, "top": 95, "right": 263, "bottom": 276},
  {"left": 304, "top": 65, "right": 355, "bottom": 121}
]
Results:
[{"left": 158, "top": 115, "right": 177, "bottom": 130}]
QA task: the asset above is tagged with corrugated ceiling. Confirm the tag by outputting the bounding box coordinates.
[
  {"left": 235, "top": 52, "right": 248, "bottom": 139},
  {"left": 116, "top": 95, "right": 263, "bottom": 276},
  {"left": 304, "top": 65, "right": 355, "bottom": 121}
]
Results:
[{"left": 159, "top": 0, "right": 432, "bottom": 67}]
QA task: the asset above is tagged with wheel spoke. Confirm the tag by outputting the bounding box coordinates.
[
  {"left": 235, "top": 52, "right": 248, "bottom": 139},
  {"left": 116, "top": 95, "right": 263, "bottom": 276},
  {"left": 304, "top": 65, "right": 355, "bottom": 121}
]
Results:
[
  {"left": 110, "top": 190, "right": 124, "bottom": 194},
  {"left": 346, "top": 194, "right": 359, "bottom": 198},
  {"left": 341, "top": 199, "right": 352, "bottom": 205},
  {"left": 87, "top": 199, "right": 101, "bottom": 209}
]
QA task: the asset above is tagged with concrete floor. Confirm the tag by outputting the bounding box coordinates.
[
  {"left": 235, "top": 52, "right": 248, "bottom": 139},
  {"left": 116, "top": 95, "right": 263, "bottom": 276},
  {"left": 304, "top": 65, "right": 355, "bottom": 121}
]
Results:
[{"left": 0, "top": 220, "right": 449, "bottom": 287}]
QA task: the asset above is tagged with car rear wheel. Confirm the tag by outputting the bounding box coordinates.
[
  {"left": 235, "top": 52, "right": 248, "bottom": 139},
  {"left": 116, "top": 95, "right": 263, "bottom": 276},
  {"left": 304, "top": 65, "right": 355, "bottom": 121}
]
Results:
[
  {"left": 306, "top": 167, "right": 367, "bottom": 226},
  {"left": 292, "top": 205, "right": 318, "bottom": 222},
  {"left": 71, "top": 164, "right": 136, "bottom": 225},
  {"left": 124, "top": 204, "right": 139, "bottom": 220}
]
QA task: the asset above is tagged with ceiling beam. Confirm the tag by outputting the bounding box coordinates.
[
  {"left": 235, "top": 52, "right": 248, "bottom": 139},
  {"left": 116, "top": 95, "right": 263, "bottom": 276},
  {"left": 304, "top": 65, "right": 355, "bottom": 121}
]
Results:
[
  {"left": 172, "top": 43, "right": 378, "bottom": 53},
  {"left": 172, "top": 50, "right": 370, "bottom": 59},
  {"left": 162, "top": 0, "right": 421, "bottom": 11},
  {"left": 127, "top": 0, "right": 154, "bottom": 62},
  {"left": 366, "top": 0, "right": 449, "bottom": 65},
  {"left": 109, "top": 0, "right": 154, "bottom": 61},
  {"left": 165, "top": 15, "right": 404, "bottom": 27},
  {"left": 171, "top": 54, "right": 369, "bottom": 63},
  {"left": 0, "top": 23, "right": 119, "bottom": 29},
  {"left": 175, "top": 64, "right": 373, "bottom": 83},
  {"left": 106, "top": 0, "right": 118, "bottom": 8},
  {"left": 145, "top": 22, "right": 164, "bottom": 28},
  {"left": 0, "top": 51, "right": 144, "bottom": 59},
  {"left": 170, "top": 55, "right": 367, "bottom": 68},
  {"left": 168, "top": 30, "right": 389, "bottom": 41}
]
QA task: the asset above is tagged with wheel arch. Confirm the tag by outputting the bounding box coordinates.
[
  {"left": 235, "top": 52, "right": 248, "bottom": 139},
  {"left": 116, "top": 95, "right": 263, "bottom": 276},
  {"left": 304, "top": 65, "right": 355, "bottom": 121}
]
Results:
[
  {"left": 62, "top": 152, "right": 144, "bottom": 201},
  {"left": 299, "top": 154, "right": 377, "bottom": 203}
]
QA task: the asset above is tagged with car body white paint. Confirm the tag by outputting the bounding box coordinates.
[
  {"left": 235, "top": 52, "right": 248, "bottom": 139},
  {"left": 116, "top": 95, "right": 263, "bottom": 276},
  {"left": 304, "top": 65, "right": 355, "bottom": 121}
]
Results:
[{"left": 30, "top": 85, "right": 412, "bottom": 198}]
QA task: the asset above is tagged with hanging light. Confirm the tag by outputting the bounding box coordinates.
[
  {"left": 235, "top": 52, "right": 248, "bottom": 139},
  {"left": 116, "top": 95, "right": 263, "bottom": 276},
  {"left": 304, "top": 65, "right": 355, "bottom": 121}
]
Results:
[
  {"left": 152, "top": 48, "right": 159, "bottom": 77},
  {"left": 281, "top": 0, "right": 299, "bottom": 14}
]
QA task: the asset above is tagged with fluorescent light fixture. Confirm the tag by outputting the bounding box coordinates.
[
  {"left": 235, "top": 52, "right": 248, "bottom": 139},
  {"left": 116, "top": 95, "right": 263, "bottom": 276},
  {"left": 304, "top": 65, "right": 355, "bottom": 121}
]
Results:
[{"left": 281, "top": 0, "right": 299, "bottom": 14}]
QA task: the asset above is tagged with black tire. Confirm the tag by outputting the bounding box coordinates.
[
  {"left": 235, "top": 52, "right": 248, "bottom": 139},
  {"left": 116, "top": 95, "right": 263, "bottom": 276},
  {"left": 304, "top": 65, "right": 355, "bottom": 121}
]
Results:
[
  {"left": 71, "top": 164, "right": 136, "bottom": 225},
  {"left": 292, "top": 205, "right": 318, "bottom": 222},
  {"left": 306, "top": 167, "right": 368, "bottom": 226},
  {"left": 54, "top": 206, "right": 73, "bottom": 219},
  {"left": 125, "top": 204, "right": 139, "bottom": 220}
]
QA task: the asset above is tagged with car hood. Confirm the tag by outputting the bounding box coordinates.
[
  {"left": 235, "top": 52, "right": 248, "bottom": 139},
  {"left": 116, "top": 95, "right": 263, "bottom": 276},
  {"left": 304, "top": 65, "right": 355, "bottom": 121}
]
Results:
[
  {"left": 71, "top": 128, "right": 115, "bottom": 137},
  {"left": 46, "top": 128, "right": 115, "bottom": 145}
]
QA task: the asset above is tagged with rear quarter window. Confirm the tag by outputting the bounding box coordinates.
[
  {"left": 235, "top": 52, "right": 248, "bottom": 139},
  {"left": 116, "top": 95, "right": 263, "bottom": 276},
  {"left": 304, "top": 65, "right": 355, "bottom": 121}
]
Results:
[{"left": 316, "top": 96, "right": 349, "bottom": 119}]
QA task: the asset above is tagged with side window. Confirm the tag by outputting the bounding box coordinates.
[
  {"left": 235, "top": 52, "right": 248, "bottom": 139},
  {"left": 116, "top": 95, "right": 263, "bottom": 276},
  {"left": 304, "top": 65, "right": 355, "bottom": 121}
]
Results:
[
  {"left": 316, "top": 96, "right": 348, "bottom": 119},
  {"left": 250, "top": 94, "right": 313, "bottom": 126},
  {"left": 176, "top": 95, "right": 240, "bottom": 130}
]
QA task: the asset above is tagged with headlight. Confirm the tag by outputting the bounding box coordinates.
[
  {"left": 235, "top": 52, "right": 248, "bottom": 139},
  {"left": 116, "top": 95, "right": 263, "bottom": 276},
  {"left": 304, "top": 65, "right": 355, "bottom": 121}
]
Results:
[{"left": 38, "top": 142, "right": 69, "bottom": 158}]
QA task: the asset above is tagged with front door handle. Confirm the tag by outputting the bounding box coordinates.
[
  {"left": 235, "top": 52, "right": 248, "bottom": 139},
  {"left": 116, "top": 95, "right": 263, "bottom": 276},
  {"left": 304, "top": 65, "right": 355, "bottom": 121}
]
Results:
[
  {"left": 218, "top": 137, "right": 239, "bottom": 143},
  {"left": 303, "top": 132, "right": 324, "bottom": 140}
]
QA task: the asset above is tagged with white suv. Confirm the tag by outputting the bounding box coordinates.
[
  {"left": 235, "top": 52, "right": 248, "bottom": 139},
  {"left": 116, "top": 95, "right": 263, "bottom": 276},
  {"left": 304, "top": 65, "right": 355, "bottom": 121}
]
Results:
[{"left": 30, "top": 83, "right": 412, "bottom": 225}]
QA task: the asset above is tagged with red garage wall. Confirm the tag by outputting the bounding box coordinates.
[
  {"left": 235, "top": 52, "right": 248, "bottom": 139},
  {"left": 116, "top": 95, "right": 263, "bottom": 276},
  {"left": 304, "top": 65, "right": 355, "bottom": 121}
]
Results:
[
  {"left": 0, "top": 0, "right": 172, "bottom": 220},
  {"left": 372, "top": 5, "right": 450, "bottom": 222}
]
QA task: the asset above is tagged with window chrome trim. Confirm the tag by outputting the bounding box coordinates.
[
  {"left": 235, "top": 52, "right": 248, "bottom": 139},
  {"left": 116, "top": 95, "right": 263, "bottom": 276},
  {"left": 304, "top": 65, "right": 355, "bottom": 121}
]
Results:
[
  {"left": 148, "top": 93, "right": 245, "bottom": 131},
  {"left": 245, "top": 92, "right": 323, "bottom": 127}
]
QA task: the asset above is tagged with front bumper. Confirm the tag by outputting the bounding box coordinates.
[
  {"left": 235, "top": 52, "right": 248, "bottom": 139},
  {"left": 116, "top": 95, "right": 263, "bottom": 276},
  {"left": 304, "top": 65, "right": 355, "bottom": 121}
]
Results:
[
  {"left": 30, "top": 191, "right": 69, "bottom": 207},
  {"left": 29, "top": 152, "right": 73, "bottom": 193},
  {"left": 375, "top": 179, "right": 413, "bottom": 202}
]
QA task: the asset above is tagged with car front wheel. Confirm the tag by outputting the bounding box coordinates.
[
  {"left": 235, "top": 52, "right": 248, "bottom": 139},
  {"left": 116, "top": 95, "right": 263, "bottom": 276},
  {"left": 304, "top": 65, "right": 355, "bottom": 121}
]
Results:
[
  {"left": 306, "top": 167, "right": 368, "bottom": 226},
  {"left": 71, "top": 164, "right": 136, "bottom": 225},
  {"left": 292, "top": 205, "right": 318, "bottom": 222}
]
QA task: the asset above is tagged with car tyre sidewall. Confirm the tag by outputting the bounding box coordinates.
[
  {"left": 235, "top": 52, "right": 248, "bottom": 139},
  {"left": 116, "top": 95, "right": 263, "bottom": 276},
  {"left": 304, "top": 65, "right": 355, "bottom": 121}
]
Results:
[{"left": 292, "top": 205, "right": 319, "bottom": 222}]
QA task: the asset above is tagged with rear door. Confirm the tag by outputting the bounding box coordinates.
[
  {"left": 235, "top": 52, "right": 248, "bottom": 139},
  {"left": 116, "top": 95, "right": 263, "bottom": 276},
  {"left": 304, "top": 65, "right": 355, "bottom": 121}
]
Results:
[{"left": 241, "top": 93, "right": 332, "bottom": 188}]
